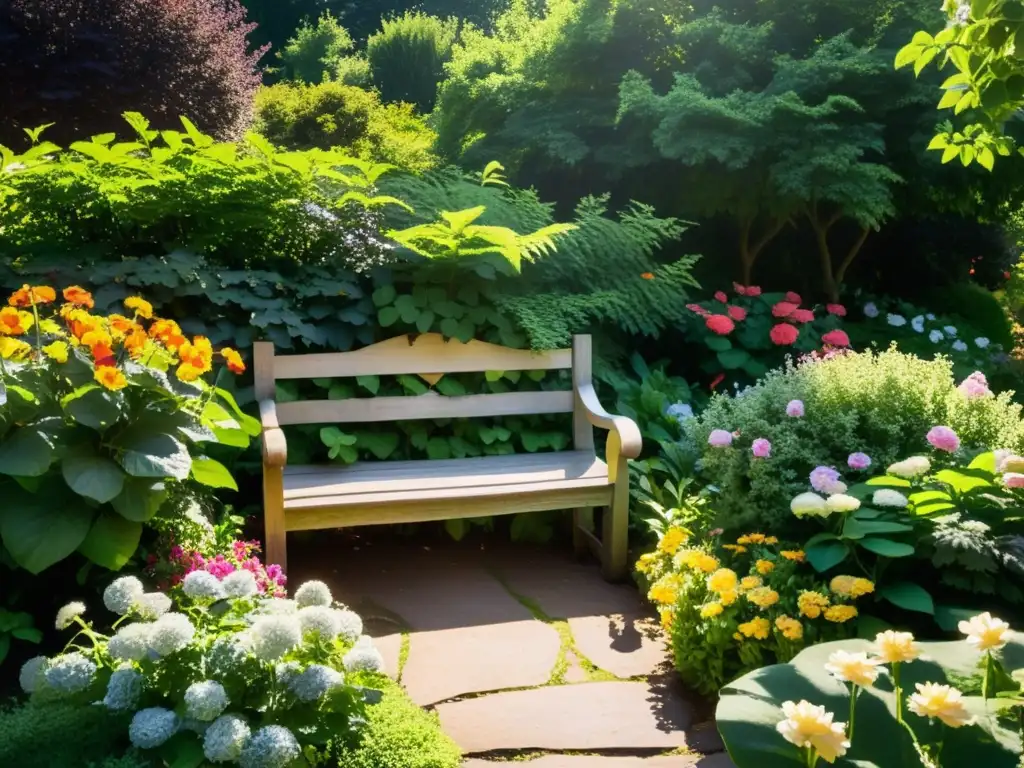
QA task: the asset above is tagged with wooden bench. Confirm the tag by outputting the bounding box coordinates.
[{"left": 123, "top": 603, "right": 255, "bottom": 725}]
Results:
[{"left": 253, "top": 333, "right": 641, "bottom": 581}]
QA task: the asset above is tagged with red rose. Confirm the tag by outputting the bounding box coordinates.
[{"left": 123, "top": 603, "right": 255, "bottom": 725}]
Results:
[
  {"left": 727, "top": 305, "right": 747, "bottom": 321},
  {"left": 706, "top": 314, "right": 735, "bottom": 335},
  {"left": 826, "top": 303, "right": 847, "bottom": 316},
  {"left": 772, "top": 301, "right": 797, "bottom": 318},
  {"left": 714, "top": 290, "right": 728, "bottom": 303},
  {"left": 791, "top": 308, "right": 814, "bottom": 323},
  {"left": 822, "top": 329, "right": 851, "bottom": 347},
  {"left": 746, "top": 286, "right": 762, "bottom": 296},
  {"left": 686, "top": 303, "right": 710, "bottom": 317},
  {"left": 785, "top": 291, "right": 802, "bottom": 304},
  {"left": 770, "top": 323, "right": 799, "bottom": 345},
  {"left": 732, "top": 282, "right": 748, "bottom": 295}
]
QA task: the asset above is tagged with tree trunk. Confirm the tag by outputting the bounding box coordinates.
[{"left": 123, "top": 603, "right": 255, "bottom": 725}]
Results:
[
  {"left": 834, "top": 226, "right": 871, "bottom": 291},
  {"left": 812, "top": 219, "right": 839, "bottom": 303},
  {"left": 738, "top": 215, "right": 785, "bottom": 286}
]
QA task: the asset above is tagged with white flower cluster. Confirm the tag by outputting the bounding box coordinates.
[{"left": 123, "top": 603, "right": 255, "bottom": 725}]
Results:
[
  {"left": 104, "top": 576, "right": 145, "bottom": 615},
  {"left": 130, "top": 707, "right": 180, "bottom": 749},
  {"left": 149, "top": 613, "right": 196, "bottom": 656},
  {"left": 109, "top": 623, "right": 153, "bottom": 662},
  {"left": 289, "top": 664, "right": 343, "bottom": 702},
  {"left": 866, "top": 304, "right": 995, "bottom": 357},
  {"left": 334, "top": 610, "right": 363, "bottom": 643},
  {"left": 135, "top": 592, "right": 172, "bottom": 619},
  {"left": 185, "top": 680, "right": 230, "bottom": 721},
  {"left": 44, "top": 652, "right": 97, "bottom": 693},
  {"left": 223, "top": 570, "right": 259, "bottom": 598},
  {"left": 239, "top": 725, "right": 301, "bottom": 768},
  {"left": 297, "top": 606, "right": 340, "bottom": 640},
  {"left": 55, "top": 601, "right": 87, "bottom": 630},
  {"left": 294, "top": 580, "right": 333, "bottom": 608},
  {"left": 343, "top": 636, "right": 386, "bottom": 674},
  {"left": 183, "top": 571, "right": 227, "bottom": 601},
  {"left": 104, "top": 667, "right": 143, "bottom": 711},
  {"left": 204, "top": 715, "right": 251, "bottom": 763},
  {"left": 251, "top": 615, "right": 302, "bottom": 661}
]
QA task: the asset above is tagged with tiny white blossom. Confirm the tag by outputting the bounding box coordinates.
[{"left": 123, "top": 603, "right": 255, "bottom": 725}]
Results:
[
  {"left": 944, "top": 325, "right": 958, "bottom": 336},
  {"left": 135, "top": 592, "right": 172, "bottom": 619},
  {"left": 289, "top": 664, "right": 343, "bottom": 702},
  {"left": 129, "top": 708, "right": 179, "bottom": 749},
  {"left": 911, "top": 315, "right": 925, "bottom": 333},
  {"left": 185, "top": 680, "right": 230, "bottom": 722},
  {"left": 863, "top": 302, "right": 879, "bottom": 318},
  {"left": 251, "top": 615, "right": 302, "bottom": 661},
  {"left": 298, "top": 606, "right": 340, "bottom": 640},
  {"left": 929, "top": 329, "right": 944, "bottom": 343},
  {"left": 343, "top": 643, "right": 385, "bottom": 673},
  {"left": 294, "top": 580, "right": 333, "bottom": 608},
  {"left": 952, "top": 340, "right": 968, "bottom": 352},
  {"left": 44, "top": 652, "right": 97, "bottom": 693},
  {"left": 104, "top": 667, "right": 143, "bottom": 711},
  {"left": 148, "top": 613, "right": 196, "bottom": 656},
  {"left": 103, "top": 576, "right": 144, "bottom": 615},
  {"left": 222, "top": 570, "right": 259, "bottom": 598},
  {"left": 334, "top": 609, "right": 364, "bottom": 643},
  {"left": 109, "top": 622, "right": 153, "bottom": 662},
  {"left": 204, "top": 714, "right": 251, "bottom": 763},
  {"left": 975, "top": 337, "right": 990, "bottom": 349},
  {"left": 183, "top": 571, "right": 226, "bottom": 601},
  {"left": 19, "top": 656, "right": 49, "bottom": 694},
  {"left": 239, "top": 725, "right": 301, "bottom": 768},
  {"left": 887, "top": 313, "right": 906, "bottom": 327},
  {"left": 55, "top": 601, "right": 87, "bottom": 630}
]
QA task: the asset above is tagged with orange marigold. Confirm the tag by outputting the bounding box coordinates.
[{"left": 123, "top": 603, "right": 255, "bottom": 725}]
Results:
[
  {"left": 781, "top": 550, "right": 806, "bottom": 563},
  {"left": 107, "top": 314, "right": 135, "bottom": 337},
  {"left": 62, "top": 286, "right": 95, "bottom": 309},
  {"left": 0, "top": 307, "right": 34, "bottom": 335},
  {"left": 94, "top": 366, "right": 127, "bottom": 391},
  {"left": 66, "top": 309, "right": 103, "bottom": 340},
  {"left": 9, "top": 285, "right": 56, "bottom": 307},
  {"left": 149, "top": 319, "right": 186, "bottom": 351},
  {"left": 124, "top": 296, "right": 153, "bottom": 319},
  {"left": 124, "top": 327, "right": 149, "bottom": 359},
  {"left": 179, "top": 336, "right": 213, "bottom": 373}
]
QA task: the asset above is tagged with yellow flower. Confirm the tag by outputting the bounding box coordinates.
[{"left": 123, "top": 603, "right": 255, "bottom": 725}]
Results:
[
  {"left": 42, "top": 340, "right": 69, "bottom": 363},
  {"left": 746, "top": 586, "right": 780, "bottom": 610},
  {"left": 958, "top": 612, "right": 1011, "bottom": 652},
  {"left": 873, "top": 630, "right": 920, "bottom": 664},
  {"left": 738, "top": 617, "right": 771, "bottom": 640},
  {"left": 737, "top": 533, "right": 766, "bottom": 545},
  {"left": 707, "top": 568, "right": 738, "bottom": 594},
  {"left": 700, "top": 602, "right": 724, "bottom": 618},
  {"left": 824, "top": 605, "right": 858, "bottom": 623},
  {"left": 695, "top": 553, "right": 719, "bottom": 573},
  {"left": 781, "top": 550, "right": 806, "bottom": 562},
  {"left": 719, "top": 589, "right": 739, "bottom": 606},
  {"left": 679, "top": 549, "right": 720, "bottom": 573},
  {"left": 0, "top": 336, "right": 31, "bottom": 360},
  {"left": 722, "top": 544, "right": 747, "bottom": 554},
  {"left": 755, "top": 559, "right": 775, "bottom": 575},
  {"left": 824, "top": 650, "right": 881, "bottom": 687},
  {"left": 659, "top": 527, "right": 688, "bottom": 555},
  {"left": 124, "top": 296, "right": 153, "bottom": 319},
  {"left": 739, "top": 575, "right": 762, "bottom": 591},
  {"left": 908, "top": 683, "right": 974, "bottom": 728},
  {"left": 797, "top": 591, "right": 830, "bottom": 619},
  {"left": 829, "top": 575, "right": 857, "bottom": 598},
  {"left": 94, "top": 366, "right": 128, "bottom": 391},
  {"left": 776, "top": 700, "right": 850, "bottom": 764},
  {"left": 849, "top": 578, "right": 874, "bottom": 598},
  {"left": 775, "top": 615, "right": 803, "bottom": 641},
  {"left": 635, "top": 552, "right": 659, "bottom": 574},
  {"left": 0, "top": 307, "right": 34, "bottom": 335},
  {"left": 659, "top": 608, "right": 674, "bottom": 631},
  {"left": 765, "top": 536, "right": 779, "bottom": 545}
]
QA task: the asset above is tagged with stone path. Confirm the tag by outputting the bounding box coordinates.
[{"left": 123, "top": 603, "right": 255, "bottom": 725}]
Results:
[{"left": 289, "top": 535, "right": 733, "bottom": 766}]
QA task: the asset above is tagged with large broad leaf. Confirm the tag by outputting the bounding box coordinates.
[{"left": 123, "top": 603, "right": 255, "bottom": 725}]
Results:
[
  {"left": 908, "top": 489, "right": 956, "bottom": 516},
  {"left": 0, "top": 425, "right": 56, "bottom": 478},
  {"left": 115, "top": 428, "right": 192, "bottom": 480},
  {"left": 717, "top": 348, "right": 751, "bottom": 370},
  {"left": 191, "top": 457, "right": 238, "bottom": 490},
  {"left": 858, "top": 537, "right": 915, "bottom": 558},
  {"left": 78, "top": 511, "right": 141, "bottom": 571},
  {"left": 112, "top": 479, "right": 168, "bottom": 522},
  {"left": 705, "top": 336, "right": 732, "bottom": 352},
  {"left": 842, "top": 517, "right": 914, "bottom": 539},
  {"left": 356, "top": 431, "right": 400, "bottom": 461},
  {"left": 0, "top": 488, "right": 95, "bottom": 573},
  {"left": 935, "top": 468, "right": 993, "bottom": 494},
  {"left": 61, "top": 385, "right": 122, "bottom": 430},
  {"left": 805, "top": 541, "right": 849, "bottom": 572},
  {"left": 62, "top": 455, "right": 126, "bottom": 503},
  {"left": 879, "top": 581, "right": 934, "bottom": 614}
]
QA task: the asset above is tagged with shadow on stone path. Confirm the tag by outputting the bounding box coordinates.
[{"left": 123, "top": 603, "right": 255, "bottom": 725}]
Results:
[{"left": 289, "top": 532, "right": 735, "bottom": 767}]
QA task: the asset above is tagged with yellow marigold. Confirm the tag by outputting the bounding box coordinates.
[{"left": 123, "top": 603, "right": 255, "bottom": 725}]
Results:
[
  {"left": 746, "top": 586, "right": 780, "bottom": 609},
  {"left": 648, "top": 575, "right": 681, "bottom": 606},
  {"left": 678, "top": 549, "right": 718, "bottom": 572},
  {"left": 659, "top": 608, "right": 674, "bottom": 631},
  {"left": 755, "top": 559, "right": 775, "bottom": 575},
  {"left": 94, "top": 366, "right": 128, "bottom": 391},
  {"left": 824, "top": 605, "right": 858, "bottom": 623},
  {"left": 65, "top": 309, "right": 102, "bottom": 340},
  {"left": 124, "top": 326, "right": 149, "bottom": 359},
  {"left": 635, "top": 552, "right": 659, "bottom": 574},
  {"left": 42, "top": 340, "right": 69, "bottom": 363},
  {"left": 178, "top": 335, "right": 213, "bottom": 375},
  {"left": 797, "top": 591, "right": 830, "bottom": 619},
  {"left": 829, "top": 575, "right": 858, "bottom": 599},
  {"left": 849, "top": 578, "right": 875, "bottom": 598},
  {"left": 694, "top": 553, "right": 720, "bottom": 573},
  {"left": 775, "top": 615, "right": 803, "bottom": 641},
  {"left": 124, "top": 296, "right": 153, "bottom": 319},
  {"left": 738, "top": 617, "right": 771, "bottom": 640},
  {"left": 781, "top": 550, "right": 806, "bottom": 562},
  {"left": 765, "top": 536, "right": 779, "bottom": 545},
  {"left": 222, "top": 347, "right": 246, "bottom": 374},
  {"left": 659, "top": 527, "right": 688, "bottom": 555},
  {"left": 0, "top": 336, "right": 31, "bottom": 360},
  {"left": 733, "top": 632, "right": 743, "bottom": 641},
  {"left": 739, "top": 575, "right": 762, "bottom": 591},
  {"left": 0, "top": 307, "right": 34, "bottom": 335},
  {"left": 719, "top": 589, "right": 739, "bottom": 606},
  {"left": 149, "top": 318, "right": 186, "bottom": 350},
  {"left": 107, "top": 314, "right": 135, "bottom": 338},
  {"left": 700, "top": 602, "right": 724, "bottom": 619},
  {"left": 722, "top": 544, "right": 747, "bottom": 554},
  {"left": 737, "top": 533, "right": 766, "bottom": 545},
  {"left": 707, "top": 568, "right": 738, "bottom": 594}
]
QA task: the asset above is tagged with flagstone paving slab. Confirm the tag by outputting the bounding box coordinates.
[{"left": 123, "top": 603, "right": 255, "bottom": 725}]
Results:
[
  {"left": 463, "top": 753, "right": 734, "bottom": 767},
  {"left": 438, "top": 681, "right": 694, "bottom": 753},
  {"left": 369, "top": 632, "right": 402, "bottom": 679},
  {"left": 568, "top": 613, "right": 669, "bottom": 679}
]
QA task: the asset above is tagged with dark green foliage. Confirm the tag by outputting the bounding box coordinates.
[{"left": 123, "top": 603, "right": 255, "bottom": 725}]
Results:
[
  {"left": 278, "top": 12, "right": 356, "bottom": 84},
  {"left": 366, "top": 12, "right": 459, "bottom": 112},
  {"left": 0, "top": 700, "right": 133, "bottom": 768},
  {"left": 926, "top": 283, "right": 1015, "bottom": 351},
  {"left": 254, "top": 82, "right": 439, "bottom": 170}
]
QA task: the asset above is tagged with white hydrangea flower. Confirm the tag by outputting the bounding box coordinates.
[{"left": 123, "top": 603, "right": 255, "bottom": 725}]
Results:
[
  {"left": 104, "top": 576, "right": 145, "bottom": 615},
  {"left": 929, "top": 329, "right": 944, "bottom": 343},
  {"left": 208, "top": 636, "right": 251, "bottom": 676},
  {"left": 863, "top": 302, "right": 879, "bottom": 318},
  {"left": 666, "top": 402, "right": 694, "bottom": 423},
  {"left": 135, "top": 592, "right": 172, "bottom": 619},
  {"left": 951, "top": 340, "right": 968, "bottom": 352},
  {"left": 911, "top": 315, "right": 925, "bottom": 333},
  {"left": 288, "top": 664, "right": 343, "bottom": 702},
  {"left": 294, "top": 580, "right": 333, "bottom": 608},
  {"left": 183, "top": 571, "right": 226, "bottom": 601},
  {"left": 248, "top": 599, "right": 298, "bottom": 621},
  {"left": 129, "top": 707, "right": 179, "bottom": 749},
  {"left": 204, "top": 714, "right": 251, "bottom": 763},
  {"left": 239, "top": 725, "right": 301, "bottom": 768},
  {"left": 298, "top": 606, "right": 340, "bottom": 640},
  {"left": 103, "top": 667, "right": 143, "bottom": 711},
  {"left": 148, "top": 613, "right": 196, "bottom": 656},
  {"left": 334, "top": 610, "right": 363, "bottom": 643},
  {"left": 343, "top": 643, "right": 385, "bottom": 674},
  {"left": 222, "top": 570, "right": 259, "bottom": 598},
  {"left": 825, "top": 494, "right": 861, "bottom": 513},
  {"left": 944, "top": 325, "right": 958, "bottom": 336},
  {"left": 19, "top": 656, "right": 49, "bottom": 694},
  {"left": 108, "top": 623, "right": 153, "bottom": 662},
  {"left": 975, "top": 337, "right": 990, "bottom": 349},
  {"left": 887, "top": 313, "right": 906, "bottom": 327},
  {"left": 251, "top": 615, "right": 302, "bottom": 661},
  {"left": 185, "top": 680, "right": 230, "bottom": 722},
  {"left": 275, "top": 661, "right": 302, "bottom": 688},
  {"left": 872, "top": 489, "right": 910, "bottom": 508},
  {"left": 888, "top": 456, "right": 931, "bottom": 478},
  {"left": 44, "top": 652, "right": 97, "bottom": 693},
  {"left": 55, "top": 601, "right": 87, "bottom": 630}
]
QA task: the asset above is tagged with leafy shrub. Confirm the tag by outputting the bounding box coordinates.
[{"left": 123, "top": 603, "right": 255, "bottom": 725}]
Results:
[
  {"left": 0, "top": 0, "right": 266, "bottom": 145},
  {"left": 0, "top": 700, "right": 133, "bottom": 767},
  {"left": 278, "top": 12, "right": 356, "bottom": 84},
  {"left": 0, "top": 284, "right": 259, "bottom": 576},
  {"left": 145, "top": 537, "right": 287, "bottom": 597},
  {"left": 366, "top": 11, "right": 459, "bottom": 112},
  {"left": 684, "top": 349, "right": 1024, "bottom": 532},
  {"left": 254, "top": 82, "right": 438, "bottom": 171},
  {"left": 925, "top": 283, "right": 1016, "bottom": 352}
]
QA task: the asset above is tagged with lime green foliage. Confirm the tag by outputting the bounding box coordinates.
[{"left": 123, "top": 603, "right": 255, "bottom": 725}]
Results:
[
  {"left": 0, "top": 701, "right": 133, "bottom": 767},
  {"left": 367, "top": 11, "right": 459, "bottom": 112},
  {"left": 254, "top": 82, "right": 438, "bottom": 170},
  {"left": 336, "top": 674, "right": 461, "bottom": 768},
  {"left": 718, "top": 635, "right": 1024, "bottom": 766},
  {"left": 279, "top": 12, "right": 357, "bottom": 84},
  {"left": 684, "top": 349, "right": 1024, "bottom": 531}
]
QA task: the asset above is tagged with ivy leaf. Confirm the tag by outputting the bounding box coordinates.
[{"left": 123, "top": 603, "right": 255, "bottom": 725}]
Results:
[
  {"left": 356, "top": 375, "right": 380, "bottom": 395},
  {"left": 356, "top": 432, "right": 399, "bottom": 460},
  {"left": 426, "top": 438, "right": 451, "bottom": 459},
  {"left": 62, "top": 455, "right": 126, "bottom": 503}
]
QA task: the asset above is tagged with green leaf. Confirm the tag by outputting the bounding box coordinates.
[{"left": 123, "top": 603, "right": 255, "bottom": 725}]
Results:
[
  {"left": 356, "top": 375, "right": 380, "bottom": 395},
  {"left": 0, "top": 425, "right": 57, "bottom": 477},
  {"left": 415, "top": 310, "right": 436, "bottom": 333},
  {"left": 859, "top": 537, "right": 915, "bottom": 557},
  {"left": 356, "top": 432, "right": 400, "bottom": 460},
  {"left": 913, "top": 45, "right": 939, "bottom": 75},
  {"left": 909, "top": 489, "right": 956, "bottom": 515},
  {"left": 485, "top": 370, "right": 504, "bottom": 382},
  {"left": 977, "top": 147, "right": 995, "bottom": 171},
  {"left": 805, "top": 541, "right": 849, "bottom": 572},
  {"left": 111, "top": 479, "right": 168, "bottom": 522},
  {"left": 842, "top": 518, "right": 915, "bottom": 539},
  {"left": 445, "top": 518, "right": 469, "bottom": 541},
  {"left": 880, "top": 581, "right": 935, "bottom": 614},
  {"left": 191, "top": 458, "right": 238, "bottom": 490},
  {"left": 942, "top": 144, "right": 960, "bottom": 164},
  {"left": 78, "top": 511, "right": 141, "bottom": 571},
  {"left": 938, "top": 88, "right": 964, "bottom": 109},
  {"left": 61, "top": 385, "right": 122, "bottom": 430},
  {"left": 426, "top": 438, "right": 451, "bottom": 460},
  {"left": 62, "top": 455, "right": 126, "bottom": 503},
  {"left": 717, "top": 348, "right": 751, "bottom": 370},
  {"left": 320, "top": 427, "right": 357, "bottom": 447},
  {"left": 378, "top": 306, "right": 400, "bottom": 327},
  {"left": 160, "top": 731, "right": 206, "bottom": 768},
  {"left": 894, "top": 43, "right": 923, "bottom": 69},
  {"left": 968, "top": 451, "right": 996, "bottom": 472},
  {"left": 11, "top": 627, "right": 42, "bottom": 643},
  {"left": 372, "top": 284, "right": 397, "bottom": 307},
  {"left": 705, "top": 336, "right": 732, "bottom": 352},
  {"left": 947, "top": 45, "right": 970, "bottom": 73},
  {"left": 115, "top": 429, "right": 192, "bottom": 480},
  {"left": 935, "top": 604, "right": 978, "bottom": 631},
  {"left": 0, "top": 490, "right": 95, "bottom": 574},
  {"left": 935, "top": 468, "right": 992, "bottom": 493}
]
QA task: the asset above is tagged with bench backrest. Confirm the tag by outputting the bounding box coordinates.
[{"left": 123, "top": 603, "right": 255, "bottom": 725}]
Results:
[{"left": 253, "top": 333, "right": 597, "bottom": 451}]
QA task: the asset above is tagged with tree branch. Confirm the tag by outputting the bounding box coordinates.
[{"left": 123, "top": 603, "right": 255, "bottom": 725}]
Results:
[{"left": 834, "top": 226, "right": 871, "bottom": 288}]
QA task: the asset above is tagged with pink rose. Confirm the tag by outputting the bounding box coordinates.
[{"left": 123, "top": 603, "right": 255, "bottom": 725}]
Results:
[
  {"left": 926, "top": 426, "right": 960, "bottom": 453},
  {"left": 752, "top": 438, "right": 772, "bottom": 458}
]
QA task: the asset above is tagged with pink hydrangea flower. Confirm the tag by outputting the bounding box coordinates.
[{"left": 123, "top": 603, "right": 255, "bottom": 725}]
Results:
[
  {"left": 848, "top": 452, "right": 871, "bottom": 470},
  {"left": 708, "top": 429, "right": 733, "bottom": 447},
  {"left": 786, "top": 399, "right": 805, "bottom": 418},
  {"left": 752, "top": 438, "right": 772, "bottom": 458},
  {"left": 810, "top": 466, "right": 844, "bottom": 494},
  {"left": 926, "top": 426, "right": 960, "bottom": 453},
  {"left": 958, "top": 371, "right": 992, "bottom": 399}
]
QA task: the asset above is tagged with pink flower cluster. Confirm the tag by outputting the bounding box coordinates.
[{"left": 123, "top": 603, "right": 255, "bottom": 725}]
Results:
[
  {"left": 958, "top": 371, "right": 992, "bottom": 399},
  {"left": 155, "top": 539, "right": 287, "bottom": 597},
  {"left": 926, "top": 426, "right": 960, "bottom": 453}
]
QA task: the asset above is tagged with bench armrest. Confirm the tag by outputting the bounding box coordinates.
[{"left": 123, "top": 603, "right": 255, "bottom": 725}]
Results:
[
  {"left": 259, "top": 399, "right": 288, "bottom": 468},
  {"left": 576, "top": 382, "right": 642, "bottom": 460}
]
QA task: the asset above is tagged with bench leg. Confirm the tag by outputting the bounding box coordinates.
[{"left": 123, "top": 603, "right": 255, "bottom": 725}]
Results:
[
  {"left": 572, "top": 508, "right": 594, "bottom": 558},
  {"left": 601, "top": 462, "right": 629, "bottom": 582},
  {"left": 263, "top": 465, "right": 288, "bottom": 574}
]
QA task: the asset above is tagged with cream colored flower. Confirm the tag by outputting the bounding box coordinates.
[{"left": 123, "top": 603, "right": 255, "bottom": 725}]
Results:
[
  {"left": 873, "top": 630, "right": 919, "bottom": 663},
  {"left": 872, "top": 489, "right": 909, "bottom": 508},
  {"left": 776, "top": 700, "right": 850, "bottom": 764},
  {"left": 887, "top": 456, "right": 931, "bottom": 479},
  {"left": 908, "top": 683, "right": 974, "bottom": 728},
  {"left": 824, "top": 650, "right": 881, "bottom": 688},
  {"left": 826, "top": 494, "right": 861, "bottom": 513},
  {"left": 791, "top": 492, "right": 827, "bottom": 518},
  {"left": 958, "top": 612, "right": 1011, "bottom": 652}
]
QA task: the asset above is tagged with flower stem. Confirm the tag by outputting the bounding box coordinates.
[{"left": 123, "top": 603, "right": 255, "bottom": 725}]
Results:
[
  {"left": 982, "top": 651, "right": 992, "bottom": 701},
  {"left": 849, "top": 684, "right": 859, "bottom": 741},
  {"left": 893, "top": 662, "right": 903, "bottom": 724},
  {"left": 806, "top": 747, "right": 819, "bottom": 768}
]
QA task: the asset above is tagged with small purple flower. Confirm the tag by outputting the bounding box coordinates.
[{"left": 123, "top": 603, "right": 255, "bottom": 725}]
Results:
[
  {"left": 751, "top": 438, "right": 772, "bottom": 459},
  {"left": 786, "top": 400, "right": 805, "bottom": 417},
  {"left": 848, "top": 452, "right": 872, "bottom": 471},
  {"left": 708, "top": 429, "right": 733, "bottom": 448},
  {"left": 926, "top": 426, "right": 960, "bottom": 453},
  {"left": 810, "top": 466, "right": 844, "bottom": 494}
]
